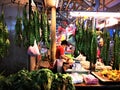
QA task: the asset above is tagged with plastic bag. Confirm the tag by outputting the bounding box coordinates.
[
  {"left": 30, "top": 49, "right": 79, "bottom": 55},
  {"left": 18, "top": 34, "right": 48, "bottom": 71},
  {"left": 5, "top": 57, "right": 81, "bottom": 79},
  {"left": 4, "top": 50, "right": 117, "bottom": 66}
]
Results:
[{"left": 27, "top": 40, "right": 40, "bottom": 56}]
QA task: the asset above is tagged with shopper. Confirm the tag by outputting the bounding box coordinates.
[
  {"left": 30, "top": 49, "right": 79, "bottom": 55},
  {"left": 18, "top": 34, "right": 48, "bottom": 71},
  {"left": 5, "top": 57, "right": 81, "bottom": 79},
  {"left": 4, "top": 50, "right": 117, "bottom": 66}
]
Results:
[
  {"left": 97, "top": 37, "right": 104, "bottom": 62},
  {"left": 56, "top": 26, "right": 66, "bottom": 45}
]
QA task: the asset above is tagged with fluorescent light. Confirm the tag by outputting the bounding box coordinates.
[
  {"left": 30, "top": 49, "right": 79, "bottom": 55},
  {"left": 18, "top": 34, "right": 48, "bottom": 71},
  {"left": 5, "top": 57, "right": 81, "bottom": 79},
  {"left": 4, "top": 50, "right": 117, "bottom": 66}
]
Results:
[
  {"left": 70, "top": 11, "right": 120, "bottom": 18},
  {"left": 96, "top": 17, "right": 118, "bottom": 28}
]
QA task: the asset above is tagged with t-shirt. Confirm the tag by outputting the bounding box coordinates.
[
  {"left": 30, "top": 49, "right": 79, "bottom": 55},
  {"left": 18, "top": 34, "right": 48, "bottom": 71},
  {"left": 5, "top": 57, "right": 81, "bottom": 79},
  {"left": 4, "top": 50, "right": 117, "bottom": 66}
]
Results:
[{"left": 56, "top": 46, "right": 65, "bottom": 59}]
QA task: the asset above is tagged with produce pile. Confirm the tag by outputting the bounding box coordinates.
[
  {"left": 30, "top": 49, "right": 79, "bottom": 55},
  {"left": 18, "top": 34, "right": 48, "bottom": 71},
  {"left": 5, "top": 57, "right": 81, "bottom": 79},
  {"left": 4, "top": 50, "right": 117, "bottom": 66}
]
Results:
[
  {"left": 100, "top": 69, "right": 120, "bottom": 81},
  {"left": 0, "top": 68, "right": 75, "bottom": 90}
]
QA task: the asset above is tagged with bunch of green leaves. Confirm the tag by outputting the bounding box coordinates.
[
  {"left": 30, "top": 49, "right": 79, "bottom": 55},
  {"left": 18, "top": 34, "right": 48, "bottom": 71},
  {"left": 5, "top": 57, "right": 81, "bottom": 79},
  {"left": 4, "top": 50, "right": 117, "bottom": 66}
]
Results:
[
  {"left": 0, "top": 69, "right": 75, "bottom": 90},
  {"left": 0, "top": 74, "right": 8, "bottom": 90},
  {"left": 8, "top": 69, "right": 32, "bottom": 90},
  {"left": 100, "top": 30, "right": 110, "bottom": 65},
  {"left": 0, "top": 11, "right": 10, "bottom": 59},
  {"left": 51, "top": 73, "right": 75, "bottom": 90},
  {"left": 113, "top": 31, "right": 120, "bottom": 69}
]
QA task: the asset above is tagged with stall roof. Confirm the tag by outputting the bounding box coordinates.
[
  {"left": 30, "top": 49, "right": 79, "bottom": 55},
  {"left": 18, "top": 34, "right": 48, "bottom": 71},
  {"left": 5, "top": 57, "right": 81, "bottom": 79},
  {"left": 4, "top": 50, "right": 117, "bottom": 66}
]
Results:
[
  {"left": 0, "top": 0, "right": 120, "bottom": 28},
  {"left": 0, "top": 0, "right": 120, "bottom": 12}
]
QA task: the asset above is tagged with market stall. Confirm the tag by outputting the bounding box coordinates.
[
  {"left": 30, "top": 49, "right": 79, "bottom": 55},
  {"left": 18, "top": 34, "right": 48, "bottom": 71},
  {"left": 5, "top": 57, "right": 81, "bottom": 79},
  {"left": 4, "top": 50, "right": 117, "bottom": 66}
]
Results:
[{"left": 1, "top": 0, "right": 120, "bottom": 89}]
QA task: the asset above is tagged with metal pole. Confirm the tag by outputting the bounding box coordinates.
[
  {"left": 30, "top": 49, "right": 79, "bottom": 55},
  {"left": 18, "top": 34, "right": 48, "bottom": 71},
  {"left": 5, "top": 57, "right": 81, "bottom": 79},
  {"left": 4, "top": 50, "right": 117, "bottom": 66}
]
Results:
[{"left": 29, "top": 0, "right": 32, "bottom": 20}]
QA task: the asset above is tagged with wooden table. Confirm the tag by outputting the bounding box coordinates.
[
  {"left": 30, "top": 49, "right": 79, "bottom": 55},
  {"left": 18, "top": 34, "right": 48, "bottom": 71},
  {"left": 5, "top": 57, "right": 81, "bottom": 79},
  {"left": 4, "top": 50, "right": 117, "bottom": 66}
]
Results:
[{"left": 75, "top": 83, "right": 120, "bottom": 89}]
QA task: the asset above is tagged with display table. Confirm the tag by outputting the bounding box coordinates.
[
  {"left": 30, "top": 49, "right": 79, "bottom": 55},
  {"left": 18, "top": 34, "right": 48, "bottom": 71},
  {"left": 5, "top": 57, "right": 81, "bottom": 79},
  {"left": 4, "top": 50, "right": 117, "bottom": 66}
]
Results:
[
  {"left": 62, "top": 63, "right": 120, "bottom": 89},
  {"left": 75, "top": 83, "right": 120, "bottom": 89}
]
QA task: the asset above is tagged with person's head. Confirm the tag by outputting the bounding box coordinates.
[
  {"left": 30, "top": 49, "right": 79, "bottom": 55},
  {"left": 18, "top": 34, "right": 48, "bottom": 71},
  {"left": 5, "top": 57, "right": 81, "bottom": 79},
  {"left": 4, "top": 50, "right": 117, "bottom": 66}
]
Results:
[
  {"left": 98, "top": 38, "right": 104, "bottom": 47},
  {"left": 61, "top": 40, "right": 68, "bottom": 47}
]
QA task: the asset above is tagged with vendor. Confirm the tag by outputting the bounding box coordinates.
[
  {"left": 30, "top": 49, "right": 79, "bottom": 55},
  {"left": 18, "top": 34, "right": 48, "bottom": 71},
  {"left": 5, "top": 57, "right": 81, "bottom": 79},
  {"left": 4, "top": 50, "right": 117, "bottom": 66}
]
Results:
[
  {"left": 55, "top": 40, "right": 72, "bottom": 73},
  {"left": 56, "top": 40, "right": 71, "bottom": 61}
]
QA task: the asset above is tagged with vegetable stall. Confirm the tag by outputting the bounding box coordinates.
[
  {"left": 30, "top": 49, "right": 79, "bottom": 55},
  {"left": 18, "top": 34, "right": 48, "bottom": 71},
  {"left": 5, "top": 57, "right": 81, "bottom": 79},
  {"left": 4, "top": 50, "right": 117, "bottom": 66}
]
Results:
[{"left": 0, "top": 0, "right": 120, "bottom": 90}]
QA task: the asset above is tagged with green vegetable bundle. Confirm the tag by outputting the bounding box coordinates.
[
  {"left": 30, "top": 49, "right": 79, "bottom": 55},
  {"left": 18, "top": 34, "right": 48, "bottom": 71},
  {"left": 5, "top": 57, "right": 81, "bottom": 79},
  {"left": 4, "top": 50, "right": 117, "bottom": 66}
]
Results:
[
  {"left": 90, "top": 32, "right": 97, "bottom": 64},
  {"left": 16, "top": 5, "right": 41, "bottom": 48},
  {"left": 41, "top": 12, "right": 50, "bottom": 49},
  {"left": 51, "top": 73, "right": 75, "bottom": 90},
  {"left": 100, "top": 30, "right": 110, "bottom": 65},
  {"left": 113, "top": 32, "right": 120, "bottom": 69},
  {"left": 22, "top": 5, "right": 29, "bottom": 48},
  {"left": 74, "top": 18, "right": 95, "bottom": 62},
  {"left": 0, "top": 11, "right": 10, "bottom": 59},
  {"left": 15, "top": 17, "right": 23, "bottom": 47}
]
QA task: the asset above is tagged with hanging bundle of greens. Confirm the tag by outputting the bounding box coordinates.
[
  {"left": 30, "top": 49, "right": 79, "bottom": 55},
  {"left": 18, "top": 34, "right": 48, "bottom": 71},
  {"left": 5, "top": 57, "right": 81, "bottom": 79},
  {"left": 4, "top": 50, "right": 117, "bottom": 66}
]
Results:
[
  {"left": 22, "top": 4, "right": 29, "bottom": 48},
  {"left": 0, "top": 8, "right": 10, "bottom": 59},
  {"left": 100, "top": 29, "right": 110, "bottom": 65},
  {"left": 22, "top": 4, "right": 41, "bottom": 47},
  {"left": 113, "top": 31, "right": 120, "bottom": 69},
  {"left": 33, "top": 10, "right": 41, "bottom": 43},
  {"left": 74, "top": 18, "right": 93, "bottom": 61},
  {"left": 90, "top": 31, "right": 97, "bottom": 64},
  {"left": 74, "top": 18, "right": 83, "bottom": 57},
  {"left": 28, "top": 12, "right": 36, "bottom": 46},
  {"left": 15, "top": 2, "right": 23, "bottom": 47},
  {"left": 82, "top": 19, "right": 93, "bottom": 60},
  {"left": 40, "top": 12, "right": 50, "bottom": 49},
  {"left": 29, "top": 9, "right": 41, "bottom": 46}
]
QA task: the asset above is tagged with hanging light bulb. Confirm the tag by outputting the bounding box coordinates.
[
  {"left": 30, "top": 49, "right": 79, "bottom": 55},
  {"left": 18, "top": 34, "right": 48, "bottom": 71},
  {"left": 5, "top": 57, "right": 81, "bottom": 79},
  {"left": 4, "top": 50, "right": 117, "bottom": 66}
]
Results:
[
  {"left": 31, "top": 0, "right": 36, "bottom": 7},
  {"left": 96, "top": 17, "right": 118, "bottom": 29},
  {"left": 55, "top": 0, "right": 59, "bottom": 8},
  {"left": 31, "top": 0, "right": 36, "bottom": 11}
]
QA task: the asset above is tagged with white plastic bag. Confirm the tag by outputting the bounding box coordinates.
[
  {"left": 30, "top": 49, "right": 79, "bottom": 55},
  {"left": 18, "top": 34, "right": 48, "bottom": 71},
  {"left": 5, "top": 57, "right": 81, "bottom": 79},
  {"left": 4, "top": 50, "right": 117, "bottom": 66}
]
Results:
[
  {"left": 27, "top": 40, "right": 40, "bottom": 56},
  {"left": 33, "top": 40, "right": 40, "bottom": 55},
  {"left": 57, "top": 59, "right": 64, "bottom": 73}
]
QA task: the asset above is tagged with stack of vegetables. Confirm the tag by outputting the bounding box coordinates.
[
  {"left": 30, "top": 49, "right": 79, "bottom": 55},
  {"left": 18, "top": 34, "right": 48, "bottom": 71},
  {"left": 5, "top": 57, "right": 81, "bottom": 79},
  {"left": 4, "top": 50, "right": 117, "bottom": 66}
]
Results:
[
  {"left": 0, "top": 69, "right": 75, "bottom": 90},
  {"left": 0, "top": 11, "right": 10, "bottom": 59}
]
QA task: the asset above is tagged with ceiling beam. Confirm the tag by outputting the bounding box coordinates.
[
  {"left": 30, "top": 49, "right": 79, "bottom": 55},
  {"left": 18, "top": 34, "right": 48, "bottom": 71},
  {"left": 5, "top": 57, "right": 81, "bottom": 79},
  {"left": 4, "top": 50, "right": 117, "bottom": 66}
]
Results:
[
  {"left": 65, "top": 0, "right": 71, "bottom": 10},
  {"left": 99, "top": 0, "right": 114, "bottom": 11}
]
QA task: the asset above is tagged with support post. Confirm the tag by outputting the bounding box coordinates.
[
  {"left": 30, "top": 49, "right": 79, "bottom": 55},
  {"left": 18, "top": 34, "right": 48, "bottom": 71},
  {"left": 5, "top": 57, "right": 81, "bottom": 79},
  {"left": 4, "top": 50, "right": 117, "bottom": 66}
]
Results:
[
  {"left": 50, "top": 7, "right": 56, "bottom": 66},
  {"left": 28, "top": 0, "right": 32, "bottom": 71}
]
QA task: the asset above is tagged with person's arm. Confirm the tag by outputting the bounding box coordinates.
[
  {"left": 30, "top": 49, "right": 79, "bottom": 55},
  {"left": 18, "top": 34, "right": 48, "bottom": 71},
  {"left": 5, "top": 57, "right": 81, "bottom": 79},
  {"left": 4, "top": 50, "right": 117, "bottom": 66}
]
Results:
[{"left": 61, "top": 54, "right": 71, "bottom": 61}]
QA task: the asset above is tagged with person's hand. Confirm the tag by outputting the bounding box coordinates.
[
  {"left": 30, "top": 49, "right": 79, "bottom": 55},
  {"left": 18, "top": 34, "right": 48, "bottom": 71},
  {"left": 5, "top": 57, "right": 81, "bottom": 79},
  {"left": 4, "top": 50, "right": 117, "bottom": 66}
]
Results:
[{"left": 67, "top": 58, "right": 72, "bottom": 62}]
